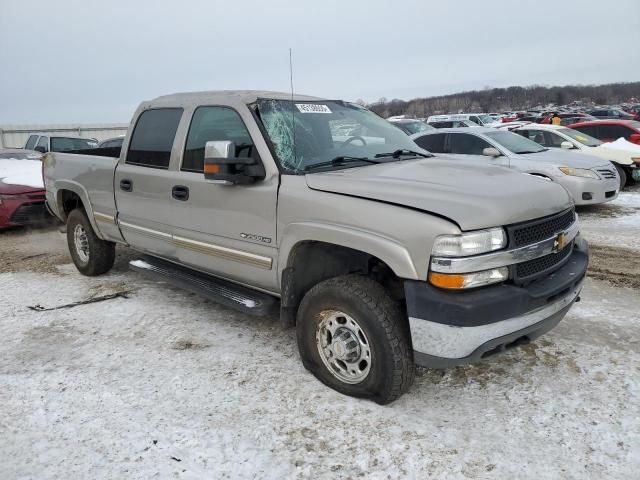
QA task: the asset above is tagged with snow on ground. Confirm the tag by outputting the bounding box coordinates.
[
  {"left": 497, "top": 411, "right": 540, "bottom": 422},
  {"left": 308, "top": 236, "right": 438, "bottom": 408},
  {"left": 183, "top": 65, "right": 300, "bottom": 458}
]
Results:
[
  {"left": 0, "top": 158, "right": 44, "bottom": 188},
  {"left": 0, "top": 189, "right": 639, "bottom": 479}
]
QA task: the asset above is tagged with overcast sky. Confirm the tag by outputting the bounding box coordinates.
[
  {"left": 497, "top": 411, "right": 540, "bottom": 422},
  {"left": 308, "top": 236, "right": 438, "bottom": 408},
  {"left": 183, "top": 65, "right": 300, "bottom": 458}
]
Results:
[{"left": 1, "top": 0, "right": 639, "bottom": 124}]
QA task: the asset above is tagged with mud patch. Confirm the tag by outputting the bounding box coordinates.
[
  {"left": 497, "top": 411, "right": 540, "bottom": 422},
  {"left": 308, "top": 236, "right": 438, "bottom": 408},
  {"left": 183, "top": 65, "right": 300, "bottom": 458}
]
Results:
[
  {"left": 587, "top": 244, "right": 640, "bottom": 289},
  {"left": 171, "top": 339, "right": 211, "bottom": 350},
  {"left": 578, "top": 203, "right": 640, "bottom": 219}
]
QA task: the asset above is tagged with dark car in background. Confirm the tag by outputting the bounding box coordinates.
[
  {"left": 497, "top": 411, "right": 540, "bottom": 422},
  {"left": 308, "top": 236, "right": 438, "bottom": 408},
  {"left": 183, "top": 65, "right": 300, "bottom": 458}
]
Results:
[{"left": 587, "top": 108, "right": 635, "bottom": 120}]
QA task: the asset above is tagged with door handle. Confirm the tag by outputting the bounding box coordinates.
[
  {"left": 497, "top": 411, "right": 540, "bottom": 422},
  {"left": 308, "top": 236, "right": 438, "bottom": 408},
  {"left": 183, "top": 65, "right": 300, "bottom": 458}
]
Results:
[
  {"left": 172, "top": 185, "right": 189, "bottom": 201},
  {"left": 120, "top": 179, "right": 133, "bottom": 192}
]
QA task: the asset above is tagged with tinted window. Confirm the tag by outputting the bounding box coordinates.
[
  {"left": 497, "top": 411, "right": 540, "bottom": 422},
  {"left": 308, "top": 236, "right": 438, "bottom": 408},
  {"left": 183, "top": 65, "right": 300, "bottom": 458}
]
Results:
[
  {"left": 36, "top": 135, "right": 48, "bottom": 152},
  {"left": 598, "top": 124, "right": 632, "bottom": 140},
  {"left": 50, "top": 137, "right": 98, "bottom": 152},
  {"left": 25, "top": 135, "right": 38, "bottom": 150},
  {"left": 414, "top": 133, "right": 446, "bottom": 152},
  {"left": 126, "top": 108, "right": 183, "bottom": 168},
  {"left": 449, "top": 133, "right": 492, "bottom": 155},
  {"left": 429, "top": 121, "right": 453, "bottom": 128},
  {"left": 573, "top": 125, "right": 598, "bottom": 137},
  {"left": 182, "top": 106, "right": 257, "bottom": 173}
]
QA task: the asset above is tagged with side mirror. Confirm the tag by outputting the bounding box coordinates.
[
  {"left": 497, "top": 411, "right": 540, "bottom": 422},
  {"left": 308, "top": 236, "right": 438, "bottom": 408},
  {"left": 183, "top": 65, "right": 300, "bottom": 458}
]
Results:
[
  {"left": 203, "top": 140, "right": 265, "bottom": 185},
  {"left": 560, "top": 141, "right": 575, "bottom": 150},
  {"left": 34, "top": 146, "right": 47, "bottom": 153},
  {"left": 482, "top": 147, "right": 501, "bottom": 157}
]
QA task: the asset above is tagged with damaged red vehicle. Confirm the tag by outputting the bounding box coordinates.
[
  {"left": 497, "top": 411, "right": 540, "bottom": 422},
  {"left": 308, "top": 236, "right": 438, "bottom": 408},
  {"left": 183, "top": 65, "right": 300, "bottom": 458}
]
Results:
[{"left": 0, "top": 150, "right": 50, "bottom": 228}]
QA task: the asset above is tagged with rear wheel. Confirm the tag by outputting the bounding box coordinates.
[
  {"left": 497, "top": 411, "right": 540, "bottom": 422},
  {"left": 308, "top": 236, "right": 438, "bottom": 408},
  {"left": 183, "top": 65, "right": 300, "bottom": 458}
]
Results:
[
  {"left": 66, "top": 209, "right": 115, "bottom": 276},
  {"left": 614, "top": 164, "right": 627, "bottom": 189},
  {"left": 296, "top": 275, "right": 414, "bottom": 404}
]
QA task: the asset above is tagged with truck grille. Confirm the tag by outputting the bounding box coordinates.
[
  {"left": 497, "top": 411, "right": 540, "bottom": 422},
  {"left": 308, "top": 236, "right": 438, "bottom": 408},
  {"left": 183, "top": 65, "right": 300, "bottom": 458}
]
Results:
[
  {"left": 516, "top": 242, "right": 573, "bottom": 279},
  {"left": 9, "top": 202, "right": 48, "bottom": 224},
  {"left": 510, "top": 208, "right": 575, "bottom": 248},
  {"left": 595, "top": 167, "right": 616, "bottom": 179}
]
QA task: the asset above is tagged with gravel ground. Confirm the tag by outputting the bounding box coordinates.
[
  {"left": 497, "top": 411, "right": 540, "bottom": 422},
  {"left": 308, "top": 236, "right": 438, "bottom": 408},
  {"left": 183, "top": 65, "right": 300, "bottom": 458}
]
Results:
[{"left": 1, "top": 189, "right": 639, "bottom": 479}]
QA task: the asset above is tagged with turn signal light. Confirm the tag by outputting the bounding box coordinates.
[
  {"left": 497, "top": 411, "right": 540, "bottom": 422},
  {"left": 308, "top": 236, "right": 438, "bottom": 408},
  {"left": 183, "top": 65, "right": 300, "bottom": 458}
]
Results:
[
  {"left": 429, "top": 267, "right": 509, "bottom": 290},
  {"left": 429, "top": 272, "right": 466, "bottom": 289}
]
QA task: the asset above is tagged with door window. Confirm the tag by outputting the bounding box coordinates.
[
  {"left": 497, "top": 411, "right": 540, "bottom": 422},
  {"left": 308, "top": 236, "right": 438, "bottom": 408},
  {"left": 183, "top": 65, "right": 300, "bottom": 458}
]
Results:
[
  {"left": 36, "top": 135, "right": 48, "bottom": 152},
  {"left": 413, "top": 133, "right": 446, "bottom": 153},
  {"left": 126, "top": 108, "right": 183, "bottom": 168},
  {"left": 448, "top": 133, "right": 492, "bottom": 155},
  {"left": 598, "top": 124, "right": 631, "bottom": 140},
  {"left": 25, "top": 135, "right": 38, "bottom": 150},
  {"left": 574, "top": 125, "right": 598, "bottom": 137},
  {"left": 182, "top": 106, "right": 258, "bottom": 173}
]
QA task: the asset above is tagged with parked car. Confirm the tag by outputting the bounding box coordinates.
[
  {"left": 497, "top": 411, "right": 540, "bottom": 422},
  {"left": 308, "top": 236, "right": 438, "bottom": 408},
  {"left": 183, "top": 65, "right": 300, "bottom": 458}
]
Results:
[
  {"left": 412, "top": 128, "right": 619, "bottom": 205},
  {"left": 98, "top": 136, "right": 125, "bottom": 149},
  {"left": 44, "top": 90, "right": 587, "bottom": 403},
  {"left": 539, "top": 112, "right": 597, "bottom": 125},
  {"left": 567, "top": 120, "right": 640, "bottom": 146},
  {"left": 24, "top": 134, "right": 98, "bottom": 153},
  {"left": 0, "top": 154, "right": 49, "bottom": 228},
  {"left": 514, "top": 124, "right": 639, "bottom": 187},
  {"left": 428, "top": 119, "right": 479, "bottom": 129},
  {"left": 427, "top": 113, "right": 497, "bottom": 126},
  {"left": 388, "top": 119, "right": 435, "bottom": 135},
  {"left": 587, "top": 108, "right": 635, "bottom": 120}
]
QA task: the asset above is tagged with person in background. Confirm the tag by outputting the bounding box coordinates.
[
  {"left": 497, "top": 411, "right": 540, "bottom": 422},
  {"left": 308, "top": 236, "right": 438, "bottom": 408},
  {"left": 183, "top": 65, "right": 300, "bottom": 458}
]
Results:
[{"left": 551, "top": 113, "right": 562, "bottom": 125}]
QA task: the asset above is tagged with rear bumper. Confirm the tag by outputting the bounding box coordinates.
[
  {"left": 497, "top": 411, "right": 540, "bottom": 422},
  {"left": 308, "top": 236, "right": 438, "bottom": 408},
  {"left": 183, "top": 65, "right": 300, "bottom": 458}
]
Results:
[{"left": 406, "top": 238, "right": 588, "bottom": 368}]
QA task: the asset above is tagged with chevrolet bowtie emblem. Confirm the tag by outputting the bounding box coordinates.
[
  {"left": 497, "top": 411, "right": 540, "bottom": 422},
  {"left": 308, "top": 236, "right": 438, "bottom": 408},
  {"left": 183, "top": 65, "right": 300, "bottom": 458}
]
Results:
[{"left": 553, "top": 232, "right": 568, "bottom": 252}]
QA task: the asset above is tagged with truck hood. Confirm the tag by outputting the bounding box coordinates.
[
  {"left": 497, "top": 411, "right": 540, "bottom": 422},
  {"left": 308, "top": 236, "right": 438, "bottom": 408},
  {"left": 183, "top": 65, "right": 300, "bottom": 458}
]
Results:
[
  {"left": 516, "top": 148, "right": 608, "bottom": 168},
  {"left": 304, "top": 157, "right": 573, "bottom": 231}
]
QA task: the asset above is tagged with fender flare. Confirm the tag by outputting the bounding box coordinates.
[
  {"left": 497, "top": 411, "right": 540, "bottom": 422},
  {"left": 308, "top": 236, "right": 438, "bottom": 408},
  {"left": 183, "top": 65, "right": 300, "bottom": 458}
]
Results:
[{"left": 54, "top": 180, "right": 105, "bottom": 239}]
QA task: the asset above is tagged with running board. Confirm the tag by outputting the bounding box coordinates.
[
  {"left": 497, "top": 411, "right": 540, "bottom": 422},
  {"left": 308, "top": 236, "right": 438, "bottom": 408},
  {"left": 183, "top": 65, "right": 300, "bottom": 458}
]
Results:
[{"left": 129, "top": 256, "right": 278, "bottom": 316}]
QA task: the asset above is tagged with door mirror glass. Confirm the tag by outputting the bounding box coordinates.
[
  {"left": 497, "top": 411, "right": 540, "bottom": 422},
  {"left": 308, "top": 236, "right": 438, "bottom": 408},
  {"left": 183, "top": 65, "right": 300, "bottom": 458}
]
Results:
[
  {"left": 204, "top": 140, "right": 264, "bottom": 185},
  {"left": 560, "top": 141, "right": 574, "bottom": 150},
  {"left": 482, "top": 147, "right": 501, "bottom": 157}
]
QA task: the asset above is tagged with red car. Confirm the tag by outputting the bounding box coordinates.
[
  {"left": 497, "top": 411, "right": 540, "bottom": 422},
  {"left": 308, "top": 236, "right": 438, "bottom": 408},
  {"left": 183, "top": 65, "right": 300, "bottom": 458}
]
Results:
[
  {"left": 566, "top": 119, "right": 640, "bottom": 145},
  {"left": 0, "top": 151, "right": 49, "bottom": 229}
]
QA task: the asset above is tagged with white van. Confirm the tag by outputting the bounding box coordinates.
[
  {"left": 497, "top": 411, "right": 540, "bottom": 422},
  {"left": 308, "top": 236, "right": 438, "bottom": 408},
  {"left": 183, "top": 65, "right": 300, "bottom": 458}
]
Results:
[{"left": 426, "top": 113, "right": 498, "bottom": 127}]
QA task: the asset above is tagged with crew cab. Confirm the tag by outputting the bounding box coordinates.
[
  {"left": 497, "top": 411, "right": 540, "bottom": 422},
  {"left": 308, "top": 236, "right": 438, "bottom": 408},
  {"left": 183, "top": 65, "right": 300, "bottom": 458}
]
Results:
[{"left": 44, "top": 91, "right": 588, "bottom": 403}]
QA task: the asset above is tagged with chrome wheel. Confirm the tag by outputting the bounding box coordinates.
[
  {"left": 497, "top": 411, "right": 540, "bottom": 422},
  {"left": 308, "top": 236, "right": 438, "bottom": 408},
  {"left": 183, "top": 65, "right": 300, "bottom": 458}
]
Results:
[
  {"left": 316, "top": 310, "right": 371, "bottom": 384},
  {"left": 73, "top": 224, "right": 90, "bottom": 264}
]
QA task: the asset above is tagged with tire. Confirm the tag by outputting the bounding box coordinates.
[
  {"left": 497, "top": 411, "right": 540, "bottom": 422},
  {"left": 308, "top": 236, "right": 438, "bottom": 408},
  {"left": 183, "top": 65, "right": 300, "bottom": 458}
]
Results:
[
  {"left": 296, "top": 274, "right": 414, "bottom": 404},
  {"left": 614, "top": 164, "right": 627, "bottom": 189},
  {"left": 66, "top": 208, "right": 115, "bottom": 276}
]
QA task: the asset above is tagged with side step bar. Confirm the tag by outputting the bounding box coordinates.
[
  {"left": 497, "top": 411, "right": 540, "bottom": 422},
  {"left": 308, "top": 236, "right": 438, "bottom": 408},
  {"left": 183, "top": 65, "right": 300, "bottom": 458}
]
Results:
[{"left": 129, "top": 256, "right": 278, "bottom": 316}]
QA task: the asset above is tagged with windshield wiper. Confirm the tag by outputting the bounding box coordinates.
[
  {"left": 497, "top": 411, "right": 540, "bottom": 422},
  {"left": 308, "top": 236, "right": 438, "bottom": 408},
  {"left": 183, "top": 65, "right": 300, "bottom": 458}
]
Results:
[
  {"left": 303, "top": 156, "right": 380, "bottom": 172},
  {"left": 517, "top": 149, "right": 547, "bottom": 154},
  {"left": 374, "top": 149, "right": 432, "bottom": 159}
]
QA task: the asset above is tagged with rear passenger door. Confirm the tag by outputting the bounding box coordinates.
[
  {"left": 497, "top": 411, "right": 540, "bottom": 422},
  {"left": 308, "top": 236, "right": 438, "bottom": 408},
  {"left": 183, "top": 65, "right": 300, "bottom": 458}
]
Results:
[
  {"left": 413, "top": 133, "right": 447, "bottom": 153},
  {"left": 114, "top": 108, "right": 184, "bottom": 259}
]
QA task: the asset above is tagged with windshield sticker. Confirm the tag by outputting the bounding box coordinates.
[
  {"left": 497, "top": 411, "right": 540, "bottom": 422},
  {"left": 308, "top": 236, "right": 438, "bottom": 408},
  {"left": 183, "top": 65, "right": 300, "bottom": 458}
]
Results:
[
  {"left": 575, "top": 135, "right": 588, "bottom": 142},
  {"left": 295, "top": 104, "right": 332, "bottom": 114}
]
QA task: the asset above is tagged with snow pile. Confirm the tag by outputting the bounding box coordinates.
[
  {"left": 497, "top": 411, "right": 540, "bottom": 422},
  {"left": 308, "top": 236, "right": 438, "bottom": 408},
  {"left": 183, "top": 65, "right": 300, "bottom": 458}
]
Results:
[
  {"left": 599, "top": 138, "right": 640, "bottom": 154},
  {"left": 0, "top": 158, "right": 43, "bottom": 188}
]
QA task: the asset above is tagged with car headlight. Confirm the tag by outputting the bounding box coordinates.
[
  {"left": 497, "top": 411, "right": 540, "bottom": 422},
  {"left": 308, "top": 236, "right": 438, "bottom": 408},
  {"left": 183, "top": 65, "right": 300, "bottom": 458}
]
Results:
[
  {"left": 429, "top": 267, "right": 509, "bottom": 290},
  {"left": 558, "top": 166, "right": 599, "bottom": 179},
  {"left": 432, "top": 227, "right": 506, "bottom": 257}
]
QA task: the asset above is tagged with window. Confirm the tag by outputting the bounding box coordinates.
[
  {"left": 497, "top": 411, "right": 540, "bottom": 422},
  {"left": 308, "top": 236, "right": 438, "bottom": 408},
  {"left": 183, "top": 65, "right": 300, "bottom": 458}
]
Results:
[
  {"left": 524, "top": 130, "right": 564, "bottom": 148},
  {"left": 182, "top": 106, "right": 258, "bottom": 173},
  {"left": 414, "top": 133, "right": 446, "bottom": 153},
  {"left": 126, "top": 108, "right": 183, "bottom": 168},
  {"left": 429, "top": 121, "right": 453, "bottom": 128},
  {"left": 598, "top": 124, "right": 632, "bottom": 140},
  {"left": 573, "top": 125, "right": 598, "bottom": 137},
  {"left": 50, "top": 137, "right": 98, "bottom": 152},
  {"left": 25, "top": 135, "right": 38, "bottom": 150},
  {"left": 36, "top": 135, "right": 48, "bottom": 152},
  {"left": 448, "top": 133, "right": 492, "bottom": 155},
  {"left": 469, "top": 116, "right": 481, "bottom": 125}
]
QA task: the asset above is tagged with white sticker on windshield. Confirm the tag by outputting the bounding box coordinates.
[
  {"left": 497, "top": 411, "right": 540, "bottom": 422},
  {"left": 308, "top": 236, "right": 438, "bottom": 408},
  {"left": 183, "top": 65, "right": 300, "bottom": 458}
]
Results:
[{"left": 295, "top": 103, "right": 332, "bottom": 114}]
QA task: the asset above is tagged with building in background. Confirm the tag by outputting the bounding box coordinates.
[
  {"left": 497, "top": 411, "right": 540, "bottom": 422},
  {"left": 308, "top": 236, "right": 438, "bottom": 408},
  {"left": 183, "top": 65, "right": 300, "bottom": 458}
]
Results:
[{"left": 0, "top": 124, "right": 129, "bottom": 149}]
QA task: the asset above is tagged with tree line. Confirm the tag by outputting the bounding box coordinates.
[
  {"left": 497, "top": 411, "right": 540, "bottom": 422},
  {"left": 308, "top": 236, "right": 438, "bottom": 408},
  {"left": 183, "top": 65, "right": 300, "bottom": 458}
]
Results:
[{"left": 365, "top": 81, "right": 640, "bottom": 118}]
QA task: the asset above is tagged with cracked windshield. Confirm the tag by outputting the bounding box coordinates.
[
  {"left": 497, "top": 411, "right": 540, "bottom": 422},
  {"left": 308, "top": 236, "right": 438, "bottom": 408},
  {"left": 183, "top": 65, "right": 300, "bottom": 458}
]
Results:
[{"left": 257, "top": 99, "right": 428, "bottom": 172}]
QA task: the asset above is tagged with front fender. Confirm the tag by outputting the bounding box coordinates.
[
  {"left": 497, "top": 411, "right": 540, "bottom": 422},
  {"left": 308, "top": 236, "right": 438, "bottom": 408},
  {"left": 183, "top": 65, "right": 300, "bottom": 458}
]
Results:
[{"left": 278, "top": 221, "right": 420, "bottom": 284}]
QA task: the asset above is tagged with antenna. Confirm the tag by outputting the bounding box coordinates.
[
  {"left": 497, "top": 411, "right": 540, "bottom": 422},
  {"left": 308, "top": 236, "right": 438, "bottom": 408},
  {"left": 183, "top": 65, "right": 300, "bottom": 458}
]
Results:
[{"left": 289, "top": 47, "right": 297, "bottom": 165}]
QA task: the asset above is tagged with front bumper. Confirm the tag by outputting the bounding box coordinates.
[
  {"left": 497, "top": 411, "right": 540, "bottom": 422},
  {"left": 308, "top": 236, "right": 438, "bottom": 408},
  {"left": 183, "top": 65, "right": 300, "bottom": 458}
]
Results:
[
  {"left": 0, "top": 194, "right": 49, "bottom": 228},
  {"left": 556, "top": 175, "right": 619, "bottom": 205},
  {"left": 406, "top": 240, "right": 588, "bottom": 368}
]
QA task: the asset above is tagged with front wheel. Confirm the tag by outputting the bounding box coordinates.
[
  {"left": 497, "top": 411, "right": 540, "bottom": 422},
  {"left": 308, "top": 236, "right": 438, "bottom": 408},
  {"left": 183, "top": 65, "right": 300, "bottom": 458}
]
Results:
[
  {"left": 66, "top": 208, "right": 115, "bottom": 276},
  {"left": 296, "top": 275, "right": 414, "bottom": 404},
  {"left": 614, "top": 164, "right": 628, "bottom": 189}
]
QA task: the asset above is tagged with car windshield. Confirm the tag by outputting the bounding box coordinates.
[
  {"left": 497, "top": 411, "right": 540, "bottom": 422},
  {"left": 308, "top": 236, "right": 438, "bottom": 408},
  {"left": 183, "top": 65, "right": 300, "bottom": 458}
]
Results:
[
  {"left": 398, "top": 121, "right": 434, "bottom": 134},
  {"left": 50, "top": 137, "right": 98, "bottom": 152},
  {"left": 484, "top": 130, "right": 546, "bottom": 154},
  {"left": 256, "top": 99, "right": 429, "bottom": 172},
  {"left": 477, "top": 114, "right": 494, "bottom": 124},
  {"left": 557, "top": 128, "right": 602, "bottom": 147}
]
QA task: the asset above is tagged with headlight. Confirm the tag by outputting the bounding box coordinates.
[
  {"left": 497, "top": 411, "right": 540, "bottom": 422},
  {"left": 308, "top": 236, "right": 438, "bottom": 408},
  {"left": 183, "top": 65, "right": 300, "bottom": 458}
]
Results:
[
  {"left": 429, "top": 267, "right": 509, "bottom": 290},
  {"left": 558, "top": 167, "right": 599, "bottom": 179},
  {"left": 432, "top": 227, "right": 506, "bottom": 257}
]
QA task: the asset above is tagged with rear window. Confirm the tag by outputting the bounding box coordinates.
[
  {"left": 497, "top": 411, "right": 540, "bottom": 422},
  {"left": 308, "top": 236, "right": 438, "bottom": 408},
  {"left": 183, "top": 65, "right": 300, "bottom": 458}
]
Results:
[
  {"left": 413, "top": 133, "right": 446, "bottom": 153},
  {"left": 50, "top": 137, "right": 98, "bottom": 152},
  {"left": 126, "top": 108, "right": 183, "bottom": 168}
]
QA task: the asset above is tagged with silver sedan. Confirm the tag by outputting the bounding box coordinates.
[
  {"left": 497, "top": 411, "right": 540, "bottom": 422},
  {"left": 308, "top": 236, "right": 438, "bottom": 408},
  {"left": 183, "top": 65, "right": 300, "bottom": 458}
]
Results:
[{"left": 411, "top": 127, "right": 620, "bottom": 206}]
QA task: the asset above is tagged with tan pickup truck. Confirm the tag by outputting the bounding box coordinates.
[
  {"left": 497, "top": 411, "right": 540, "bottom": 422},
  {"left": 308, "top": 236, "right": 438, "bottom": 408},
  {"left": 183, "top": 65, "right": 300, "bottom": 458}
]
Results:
[{"left": 43, "top": 90, "right": 588, "bottom": 403}]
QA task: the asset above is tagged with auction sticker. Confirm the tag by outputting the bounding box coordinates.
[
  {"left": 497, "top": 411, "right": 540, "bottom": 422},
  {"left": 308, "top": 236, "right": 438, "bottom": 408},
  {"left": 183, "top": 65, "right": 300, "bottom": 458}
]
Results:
[{"left": 296, "top": 104, "right": 332, "bottom": 113}]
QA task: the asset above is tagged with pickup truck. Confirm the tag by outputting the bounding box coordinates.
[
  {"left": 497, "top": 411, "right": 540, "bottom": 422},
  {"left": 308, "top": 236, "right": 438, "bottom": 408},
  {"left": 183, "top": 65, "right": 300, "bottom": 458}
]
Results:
[{"left": 43, "top": 90, "right": 588, "bottom": 403}]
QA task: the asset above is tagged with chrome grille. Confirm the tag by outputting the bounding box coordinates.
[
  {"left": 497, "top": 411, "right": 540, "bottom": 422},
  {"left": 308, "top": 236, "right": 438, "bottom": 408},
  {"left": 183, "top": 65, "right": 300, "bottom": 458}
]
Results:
[
  {"left": 516, "top": 242, "right": 573, "bottom": 279},
  {"left": 596, "top": 167, "right": 616, "bottom": 179}
]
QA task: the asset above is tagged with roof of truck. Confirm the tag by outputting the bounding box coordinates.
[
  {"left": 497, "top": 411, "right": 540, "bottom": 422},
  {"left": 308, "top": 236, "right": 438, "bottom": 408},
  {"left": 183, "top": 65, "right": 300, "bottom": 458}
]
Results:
[{"left": 148, "top": 90, "right": 323, "bottom": 107}]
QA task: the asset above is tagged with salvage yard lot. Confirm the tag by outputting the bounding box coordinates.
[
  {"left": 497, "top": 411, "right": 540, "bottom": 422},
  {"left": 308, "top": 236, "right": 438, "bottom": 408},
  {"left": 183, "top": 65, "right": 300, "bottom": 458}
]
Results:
[{"left": 1, "top": 187, "right": 639, "bottom": 479}]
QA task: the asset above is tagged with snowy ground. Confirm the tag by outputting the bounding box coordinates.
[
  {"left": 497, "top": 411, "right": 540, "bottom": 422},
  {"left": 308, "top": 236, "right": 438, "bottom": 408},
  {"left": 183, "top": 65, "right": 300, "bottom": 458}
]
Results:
[{"left": 1, "top": 189, "right": 639, "bottom": 479}]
